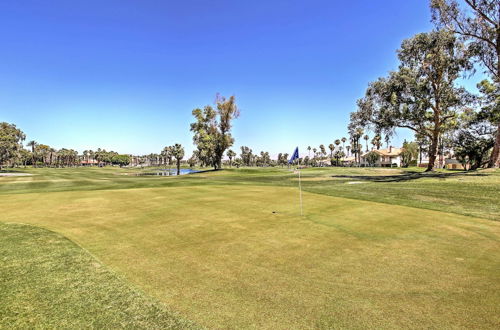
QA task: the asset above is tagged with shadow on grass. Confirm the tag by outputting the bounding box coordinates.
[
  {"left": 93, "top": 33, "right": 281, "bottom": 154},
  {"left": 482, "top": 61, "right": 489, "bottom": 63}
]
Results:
[
  {"left": 0, "top": 169, "right": 27, "bottom": 173},
  {"left": 332, "top": 170, "right": 487, "bottom": 182}
]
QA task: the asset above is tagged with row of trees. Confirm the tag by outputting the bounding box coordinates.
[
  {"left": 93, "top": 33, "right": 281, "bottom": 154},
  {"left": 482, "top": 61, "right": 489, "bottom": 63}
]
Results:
[
  {"left": 350, "top": 0, "right": 499, "bottom": 172},
  {"left": 0, "top": 123, "right": 133, "bottom": 169}
]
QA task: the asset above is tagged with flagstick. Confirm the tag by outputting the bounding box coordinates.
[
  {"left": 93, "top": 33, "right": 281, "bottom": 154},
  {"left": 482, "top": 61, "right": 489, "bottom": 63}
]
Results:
[{"left": 298, "top": 167, "right": 303, "bottom": 216}]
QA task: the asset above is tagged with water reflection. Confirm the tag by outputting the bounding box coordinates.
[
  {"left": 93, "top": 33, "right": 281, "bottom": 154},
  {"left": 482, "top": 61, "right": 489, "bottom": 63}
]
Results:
[{"left": 137, "top": 169, "right": 200, "bottom": 176}]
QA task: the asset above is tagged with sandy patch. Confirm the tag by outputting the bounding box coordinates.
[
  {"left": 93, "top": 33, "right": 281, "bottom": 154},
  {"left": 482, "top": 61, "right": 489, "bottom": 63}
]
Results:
[{"left": 0, "top": 173, "right": 33, "bottom": 177}]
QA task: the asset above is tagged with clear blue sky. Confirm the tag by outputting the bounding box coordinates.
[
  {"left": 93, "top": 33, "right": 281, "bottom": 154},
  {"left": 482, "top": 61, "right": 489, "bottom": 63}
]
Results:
[{"left": 0, "top": 0, "right": 476, "bottom": 156}]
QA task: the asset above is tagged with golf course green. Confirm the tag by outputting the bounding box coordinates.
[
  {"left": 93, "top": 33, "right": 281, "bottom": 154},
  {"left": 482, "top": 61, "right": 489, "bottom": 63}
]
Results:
[{"left": 1, "top": 166, "right": 499, "bottom": 328}]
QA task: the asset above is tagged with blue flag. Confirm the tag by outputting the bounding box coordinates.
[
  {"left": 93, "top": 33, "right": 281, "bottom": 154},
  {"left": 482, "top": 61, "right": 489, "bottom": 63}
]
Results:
[{"left": 288, "top": 147, "right": 299, "bottom": 164}]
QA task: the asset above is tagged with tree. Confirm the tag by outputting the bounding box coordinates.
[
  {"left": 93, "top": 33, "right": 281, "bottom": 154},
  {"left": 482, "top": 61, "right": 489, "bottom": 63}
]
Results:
[
  {"left": 190, "top": 95, "right": 239, "bottom": 170},
  {"left": 307, "top": 146, "right": 311, "bottom": 158},
  {"left": 363, "top": 134, "right": 369, "bottom": 151},
  {"left": 328, "top": 144, "right": 335, "bottom": 158},
  {"left": 352, "top": 30, "right": 473, "bottom": 171},
  {"left": 226, "top": 149, "right": 236, "bottom": 167},
  {"left": 240, "top": 146, "right": 253, "bottom": 166},
  {"left": 161, "top": 146, "right": 173, "bottom": 169},
  {"left": 111, "top": 154, "right": 131, "bottom": 167},
  {"left": 26, "top": 140, "right": 37, "bottom": 167},
  {"left": 0, "top": 122, "right": 26, "bottom": 170},
  {"left": 319, "top": 144, "right": 326, "bottom": 160},
  {"left": 453, "top": 106, "right": 496, "bottom": 170},
  {"left": 431, "top": 0, "right": 500, "bottom": 167},
  {"left": 475, "top": 79, "right": 500, "bottom": 165},
  {"left": 365, "top": 151, "right": 380, "bottom": 166},
  {"left": 341, "top": 137, "right": 347, "bottom": 151},
  {"left": 454, "top": 120, "right": 494, "bottom": 170},
  {"left": 18, "top": 148, "right": 30, "bottom": 167},
  {"left": 171, "top": 144, "right": 185, "bottom": 175},
  {"left": 35, "top": 144, "right": 50, "bottom": 166},
  {"left": 259, "top": 151, "right": 271, "bottom": 166},
  {"left": 401, "top": 140, "right": 419, "bottom": 167},
  {"left": 334, "top": 149, "right": 345, "bottom": 166},
  {"left": 371, "top": 134, "right": 382, "bottom": 150},
  {"left": 348, "top": 126, "right": 364, "bottom": 165}
]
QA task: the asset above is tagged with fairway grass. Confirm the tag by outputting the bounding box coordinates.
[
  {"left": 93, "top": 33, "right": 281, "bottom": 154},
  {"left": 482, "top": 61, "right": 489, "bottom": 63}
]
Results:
[
  {"left": 0, "top": 222, "right": 196, "bottom": 329},
  {"left": 1, "top": 168, "right": 499, "bottom": 328}
]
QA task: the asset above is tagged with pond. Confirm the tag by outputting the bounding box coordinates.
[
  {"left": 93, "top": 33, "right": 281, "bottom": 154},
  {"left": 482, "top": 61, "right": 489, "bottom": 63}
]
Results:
[{"left": 137, "top": 168, "right": 200, "bottom": 176}]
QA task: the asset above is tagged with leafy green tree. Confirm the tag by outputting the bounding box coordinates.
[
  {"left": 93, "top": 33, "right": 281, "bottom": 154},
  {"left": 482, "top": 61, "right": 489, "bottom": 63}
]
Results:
[
  {"left": 334, "top": 149, "right": 345, "bottom": 166},
  {"left": 188, "top": 153, "right": 197, "bottom": 167},
  {"left": 111, "top": 154, "right": 131, "bottom": 167},
  {"left": 226, "top": 149, "right": 236, "bottom": 167},
  {"left": 35, "top": 144, "right": 50, "bottom": 166},
  {"left": 240, "top": 146, "right": 253, "bottom": 166},
  {"left": 233, "top": 158, "right": 242, "bottom": 168},
  {"left": 171, "top": 143, "right": 185, "bottom": 175},
  {"left": 401, "top": 140, "right": 419, "bottom": 167},
  {"left": 0, "top": 122, "right": 26, "bottom": 170},
  {"left": 475, "top": 79, "right": 500, "bottom": 166},
  {"left": 453, "top": 106, "right": 496, "bottom": 170},
  {"left": 26, "top": 140, "right": 37, "bottom": 167},
  {"left": 431, "top": 0, "right": 499, "bottom": 167},
  {"left": 454, "top": 121, "right": 494, "bottom": 170},
  {"left": 18, "top": 148, "right": 30, "bottom": 167},
  {"left": 352, "top": 30, "right": 473, "bottom": 171},
  {"left": 365, "top": 151, "right": 380, "bottom": 167},
  {"left": 190, "top": 95, "right": 239, "bottom": 170}
]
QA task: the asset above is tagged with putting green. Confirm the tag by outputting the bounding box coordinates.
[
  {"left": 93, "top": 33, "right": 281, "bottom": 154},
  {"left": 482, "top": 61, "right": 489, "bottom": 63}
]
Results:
[{"left": 1, "top": 184, "right": 499, "bottom": 328}]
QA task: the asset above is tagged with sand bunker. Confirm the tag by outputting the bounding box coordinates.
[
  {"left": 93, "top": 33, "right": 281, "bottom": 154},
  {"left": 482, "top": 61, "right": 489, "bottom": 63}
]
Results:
[{"left": 0, "top": 173, "right": 33, "bottom": 177}]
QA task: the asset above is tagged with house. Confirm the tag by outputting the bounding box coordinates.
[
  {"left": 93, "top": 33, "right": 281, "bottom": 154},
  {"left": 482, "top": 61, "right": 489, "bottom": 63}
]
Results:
[
  {"left": 80, "top": 159, "right": 99, "bottom": 166},
  {"left": 341, "top": 156, "right": 356, "bottom": 166},
  {"left": 361, "top": 146, "right": 403, "bottom": 167},
  {"left": 445, "top": 158, "right": 465, "bottom": 170}
]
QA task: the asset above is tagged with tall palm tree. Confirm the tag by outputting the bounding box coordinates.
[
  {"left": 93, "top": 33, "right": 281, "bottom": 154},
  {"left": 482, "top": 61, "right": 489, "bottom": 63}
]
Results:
[
  {"left": 363, "top": 135, "right": 369, "bottom": 152},
  {"left": 307, "top": 146, "right": 311, "bottom": 158},
  {"left": 83, "top": 150, "right": 89, "bottom": 165},
  {"left": 319, "top": 145, "right": 326, "bottom": 159},
  {"left": 341, "top": 137, "right": 346, "bottom": 151},
  {"left": 26, "top": 140, "right": 37, "bottom": 167},
  {"left": 346, "top": 145, "right": 351, "bottom": 158},
  {"left": 328, "top": 144, "right": 335, "bottom": 158},
  {"left": 171, "top": 144, "right": 185, "bottom": 175}
]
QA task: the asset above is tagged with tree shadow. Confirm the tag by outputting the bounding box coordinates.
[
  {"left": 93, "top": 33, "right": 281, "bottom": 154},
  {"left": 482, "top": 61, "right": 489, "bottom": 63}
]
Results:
[{"left": 332, "top": 170, "right": 487, "bottom": 182}]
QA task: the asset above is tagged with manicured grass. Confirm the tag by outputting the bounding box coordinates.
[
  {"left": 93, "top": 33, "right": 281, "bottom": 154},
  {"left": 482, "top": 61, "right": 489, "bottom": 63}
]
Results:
[
  {"left": 0, "top": 222, "right": 197, "bottom": 329},
  {"left": 1, "top": 166, "right": 499, "bottom": 328},
  {"left": 0, "top": 168, "right": 500, "bottom": 329},
  {"left": 1, "top": 166, "right": 498, "bottom": 220}
]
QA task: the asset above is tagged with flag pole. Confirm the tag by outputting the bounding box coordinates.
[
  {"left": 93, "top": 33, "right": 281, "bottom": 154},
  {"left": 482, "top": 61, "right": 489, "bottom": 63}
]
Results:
[{"left": 298, "top": 167, "right": 303, "bottom": 216}]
